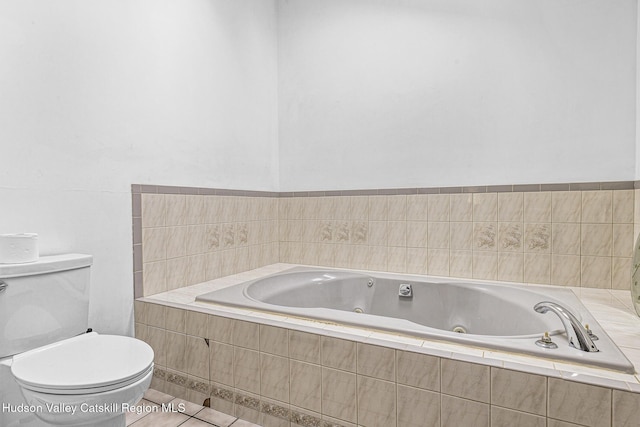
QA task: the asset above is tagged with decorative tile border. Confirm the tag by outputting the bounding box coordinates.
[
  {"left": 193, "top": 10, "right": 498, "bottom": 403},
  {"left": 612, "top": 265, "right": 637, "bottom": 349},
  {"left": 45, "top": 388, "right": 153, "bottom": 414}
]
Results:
[{"left": 133, "top": 181, "right": 636, "bottom": 198}]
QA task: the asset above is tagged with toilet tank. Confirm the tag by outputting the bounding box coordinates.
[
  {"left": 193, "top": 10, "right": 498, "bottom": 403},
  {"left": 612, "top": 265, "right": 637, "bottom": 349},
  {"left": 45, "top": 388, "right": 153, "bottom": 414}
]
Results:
[{"left": 0, "top": 254, "right": 92, "bottom": 358}]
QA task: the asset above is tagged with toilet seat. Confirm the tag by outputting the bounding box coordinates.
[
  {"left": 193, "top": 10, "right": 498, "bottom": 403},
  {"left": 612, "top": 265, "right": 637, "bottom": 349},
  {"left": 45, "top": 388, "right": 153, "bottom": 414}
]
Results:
[{"left": 11, "top": 332, "right": 154, "bottom": 395}]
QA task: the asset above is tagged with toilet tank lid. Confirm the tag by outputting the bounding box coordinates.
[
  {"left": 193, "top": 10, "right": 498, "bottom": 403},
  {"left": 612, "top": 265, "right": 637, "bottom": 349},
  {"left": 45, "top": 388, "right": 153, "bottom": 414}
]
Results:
[{"left": 0, "top": 254, "right": 92, "bottom": 279}]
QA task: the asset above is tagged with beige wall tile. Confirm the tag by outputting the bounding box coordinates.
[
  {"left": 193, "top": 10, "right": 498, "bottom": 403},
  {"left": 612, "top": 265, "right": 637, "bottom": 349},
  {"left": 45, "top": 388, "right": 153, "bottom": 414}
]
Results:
[
  {"left": 368, "top": 221, "right": 388, "bottom": 246},
  {"left": 388, "top": 247, "right": 407, "bottom": 273},
  {"left": 428, "top": 249, "right": 449, "bottom": 276},
  {"left": 349, "top": 196, "right": 368, "bottom": 220},
  {"left": 473, "top": 193, "right": 498, "bottom": 222},
  {"left": 553, "top": 223, "right": 581, "bottom": 255},
  {"left": 551, "top": 255, "right": 581, "bottom": 286},
  {"left": 491, "top": 368, "right": 546, "bottom": 416},
  {"left": 441, "top": 395, "right": 489, "bottom": 427},
  {"left": 498, "top": 252, "right": 524, "bottom": 282},
  {"left": 357, "top": 343, "right": 395, "bottom": 382},
  {"left": 474, "top": 222, "right": 497, "bottom": 251},
  {"left": 142, "top": 194, "right": 166, "bottom": 228},
  {"left": 441, "top": 359, "right": 490, "bottom": 403},
  {"left": 613, "top": 190, "right": 634, "bottom": 224},
  {"left": 581, "top": 256, "right": 612, "bottom": 288},
  {"left": 260, "top": 353, "right": 289, "bottom": 402},
  {"left": 613, "top": 224, "right": 633, "bottom": 257},
  {"left": 368, "top": 196, "right": 388, "bottom": 221},
  {"left": 473, "top": 251, "right": 497, "bottom": 280},
  {"left": 186, "top": 254, "right": 206, "bottom": 286},
  {"left": 548, "top": 378, "right": 611, "bottom": 427},
  {"left": 166, "top": 257, "right": 188, "bottom": 290},
  {"left": 204, "top": 252, "right": 221, "bottom": 281},
  {"left": 450, "top": 194, "right": 473, "bottom": 222},
  {"left": 397, "top": 385, "right": 440, "bottom": 427},
  {"left": 321, "top": 336, "right": 356, "bottom": 372},
  {"left": 146, "top": 303, "right": 166, "bottom": 328},
  {"left": 204, "top": 196, "right": 222, "bottom": 224},
  {"left": 524, "top": 223, "right": 551, "bottom": 253},
  {"left": 185, "top": 336, "right": 209, "bottom": 380},
  {"left": 388, "top": 195, "right": 407, "bottom": 221},
  {"left": 406, "top": 221, "right": 428, "bottom": 247},
  {"left": 357, "top": 376, "right": 396, "bottom": 427},
  {"left": 208, "top": 315, "right": 234, "bottom": 344},
  {"left": 321, "top": 367, "right": 357, "bottom": 424},
  {"left": 134, "top": 301, "right": 147, "bottom": 325},
  {"left": 547, "top": 420, "right": 590, "bottom": 427},
  {"left": 613, "top": 389, "right": 640, "bottom": 427},
  {"left": 165, "top": 331, "right": 186, "bottom": 372},
  {"left": 210, "top": 341, "right": 234, "bottom": 386},
  {"left": 233, "top": 348, "right": 260, "bottom": 394},
  {"left": 552, "top": 191, "right": 582, "bottom": 223},
  {"left": 334, "top": 221, "right": 350, "bottom": 244},
  {"left": 166, "top": 194, "right": 187, "bottom": 226},
  {"left": 450, "top": 250, "right": 473, "bottom": 278},
  {"left": 396, "top": 350, "right": 439, "bottom": 391},
  {"left": 166, "top": 307, "right": 185, "bottom": 333},
  {"left": 259, "top": 325, "right": 288, "bottom": 357},
  {"left": 524, "top": 192, "right": 552, "bottom": 223},
  {"left": 334, "top": 197, "right": 350, "bottom": 220},
  {"left": 147, "top": 326, "right": 166, "bottom": 366},
  {"left": 497, "top": 192, "right": 523, "bottom": 222},
  {"left": 289, "top": 331, "right": 321, "bottom": 364},
  {"left": 388, "top": 221, "right": 406, "bottom": 247},
  {"left": 186, "top": 225, "right": 206, "bottom": 256},
  {"left": 491, "top": 406, "right": 545, "bottom": 427},
  {"left": 367, "top": 245, "right": 388, "bottom": 271},
  {"left": 451, "top": 222, "right": 473, "bottom": 250},
  {"left": 290, "top": 360, "right": 322, "bottom": 413},
  {"left": 205, "top": 224, "right": 221, "bottom": 251},
  {"left": 233, "top": 320, "right": 260, "bottom": 350},
  {"left": 185, "top": 311, "right": 208, "bottom": 338},
  {"left": 427, "top": 222, "right": 450, "bottom": 249},
  {"left": 351, "top": 221, "right": 368, "bottom": 245},
  {"left": 406, "top": 194, "right": 429, "bottom": 221},
  {"left": 524, "top": 253, "right": 550, "bottom": 284},
  {"left": 581, "top": 224, "right": 612, "bottom": 256},
  {"left": 428, "top": 194, "right": 450, "bottom": 221},
  {"left": 498, "top": 222, "right": 523, "bottom": 252},
  {"left": 407, "top": 247, "right": 428, "bottom": 274},
  {"left": 143, "top": 261, "right": 167, "bottom": 296},
  {"left": 612, "top": 257, "right": 632, "bottom": 290},
  {"left": 143, "top": 227, "right": 167, "bottom": 262},
  {"left": 582, "top": 191, "right": 612, "bottom": 223}
]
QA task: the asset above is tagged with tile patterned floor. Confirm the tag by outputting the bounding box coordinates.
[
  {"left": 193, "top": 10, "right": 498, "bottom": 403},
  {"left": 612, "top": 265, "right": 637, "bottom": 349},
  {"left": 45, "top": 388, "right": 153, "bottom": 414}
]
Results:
[{"left": 126, "top": 389, "right": 261, "bottom": 427}]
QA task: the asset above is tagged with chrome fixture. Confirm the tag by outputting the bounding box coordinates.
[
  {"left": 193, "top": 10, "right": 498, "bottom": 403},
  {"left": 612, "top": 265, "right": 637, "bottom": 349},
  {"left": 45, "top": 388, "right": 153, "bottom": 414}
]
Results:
[
  {"left": 398, "top": 283, "right": 412, "bottom": 297},
  {"left": 0, "top": 281, "right": 7, "bottom": 293},
  {"left": 535, "top": 332, "right": 558, "bottom": 349},
  {"left": 584, "top": 324, "right": 599, "bottom": 341},
  {"left": 534, "top": 302, "right": 598, "bottom": 352},
  {"left": 367, "top": 279, "right": 374, "bottom": 287}
]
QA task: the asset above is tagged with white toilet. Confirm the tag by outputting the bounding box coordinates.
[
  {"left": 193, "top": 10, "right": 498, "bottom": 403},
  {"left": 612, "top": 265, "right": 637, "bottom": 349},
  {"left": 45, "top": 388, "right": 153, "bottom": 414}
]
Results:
[{"left": 0, "top": 254, "right": 154, "bottom": 427}]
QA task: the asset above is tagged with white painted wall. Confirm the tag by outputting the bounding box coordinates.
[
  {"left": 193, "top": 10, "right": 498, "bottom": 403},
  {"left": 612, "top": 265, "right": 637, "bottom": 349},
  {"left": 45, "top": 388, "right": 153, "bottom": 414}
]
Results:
[
  {"left": 0, "top": 0, "right": 279, "bottom": 335},
  {"left": 278, "top": 0, "right": 638, "bottom": 191}
]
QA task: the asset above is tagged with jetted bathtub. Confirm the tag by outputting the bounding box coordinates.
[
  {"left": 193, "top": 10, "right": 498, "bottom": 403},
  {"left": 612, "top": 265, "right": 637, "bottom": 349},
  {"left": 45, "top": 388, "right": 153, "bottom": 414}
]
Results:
[{"left": 196, "top": 267, "right": 634, "bottom": 373}]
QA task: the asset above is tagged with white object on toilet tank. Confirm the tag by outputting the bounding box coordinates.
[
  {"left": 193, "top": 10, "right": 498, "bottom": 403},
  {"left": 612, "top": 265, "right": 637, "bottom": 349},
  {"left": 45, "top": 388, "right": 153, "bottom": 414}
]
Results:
[{"left": 0, "top": 233, "right": 39, "bottom": 263}]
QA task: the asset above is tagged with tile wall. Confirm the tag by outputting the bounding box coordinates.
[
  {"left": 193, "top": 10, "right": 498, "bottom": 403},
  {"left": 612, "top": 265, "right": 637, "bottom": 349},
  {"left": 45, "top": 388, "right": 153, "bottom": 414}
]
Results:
[
  {"left": 133, "top": 182, "right": 638, "bottom": 296},
  {"left": 135, "top": 301, "right": 640, "bottom": 427},
  {"left": 133, "top": 185, "right": 279, "bottom": 297}
]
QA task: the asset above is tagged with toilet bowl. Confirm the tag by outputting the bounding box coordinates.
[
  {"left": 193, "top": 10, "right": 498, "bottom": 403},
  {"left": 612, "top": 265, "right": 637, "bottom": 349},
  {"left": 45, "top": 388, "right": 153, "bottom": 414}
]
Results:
[
  {"left": 0, "top": 254, "right": 154, "bottom": 427},
  {"left": 10, "top": 332, "right": 154, "bottom": 427}
]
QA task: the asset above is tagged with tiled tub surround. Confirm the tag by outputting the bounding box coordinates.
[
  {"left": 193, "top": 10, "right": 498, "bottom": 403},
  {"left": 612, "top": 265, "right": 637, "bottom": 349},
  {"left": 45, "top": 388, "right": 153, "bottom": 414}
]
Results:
[
  {"left": 133, "top": 182, "right": 638, "bottom": 297},
  {"left": 133, "top": 186, "right": 279, "bottom": 296},
  {"left": 135, "top": 264, "right": 640, "bottom": 427},
  {"left": 278, "top": 189, "right": 635, "bottom": 290}
]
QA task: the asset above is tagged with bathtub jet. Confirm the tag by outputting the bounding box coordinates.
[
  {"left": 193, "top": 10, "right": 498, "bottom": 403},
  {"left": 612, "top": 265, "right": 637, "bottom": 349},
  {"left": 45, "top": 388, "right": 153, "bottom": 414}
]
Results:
[{"left": 195, "top": 267, "right": 634, "bottom": 373}]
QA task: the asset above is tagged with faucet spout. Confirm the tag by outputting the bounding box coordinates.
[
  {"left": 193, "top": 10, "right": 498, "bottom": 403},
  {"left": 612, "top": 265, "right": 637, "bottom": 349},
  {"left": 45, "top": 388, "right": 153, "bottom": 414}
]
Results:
[{"left": 534, "top": 301, "right": 599, "bottom": 352}]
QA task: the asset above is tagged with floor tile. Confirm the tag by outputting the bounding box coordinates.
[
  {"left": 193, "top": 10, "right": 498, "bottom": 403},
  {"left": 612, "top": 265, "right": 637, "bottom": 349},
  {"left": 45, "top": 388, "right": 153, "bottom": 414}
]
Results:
[{"left": 194, "top": 407, "right": 238, "bottom": 426}]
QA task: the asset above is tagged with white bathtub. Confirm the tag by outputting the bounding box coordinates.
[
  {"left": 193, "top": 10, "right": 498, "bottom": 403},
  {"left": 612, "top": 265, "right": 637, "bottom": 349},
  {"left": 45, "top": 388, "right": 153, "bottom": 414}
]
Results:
[{"left": 196, "top": 267, "right": 635, "bottom": 373}]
